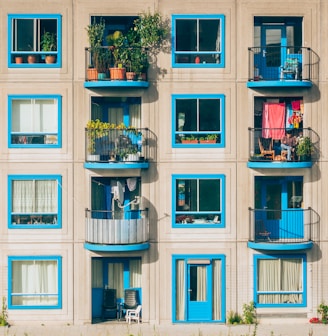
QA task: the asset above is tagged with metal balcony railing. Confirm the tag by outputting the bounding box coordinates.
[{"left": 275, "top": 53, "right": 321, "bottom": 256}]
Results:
[
  {"left": 248, "top": 46, "right": 319, "bottom": 82},
  {"left": 85, "top": 209, "right": 149, "bottom": 245},
  {"left": 249, "top": 208, "right": 318, "bottom": 244},
  {"left": 85, "top": 46, "right": 148, "bottom": 82},
  {"left": 85, "top": 127, "right": 151, "bottom": 163},
  {"left": 248, "top": 127, "right": 319, "bottom": 163}
]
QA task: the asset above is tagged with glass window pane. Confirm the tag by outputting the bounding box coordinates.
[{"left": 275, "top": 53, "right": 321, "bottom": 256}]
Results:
[
  {"left": 199, "top": 20, "right": 220, "bottom": 52},
  {"left": 199, "top": 99, "right": 220, "bottom": 131},
  {"left": 16, "top": 19, "right": 34, "bottom": 51},
  {"left": 176, "top": 99, "right": 197, "bottom": 131},
  {"left": 176, "top": 20, "right": 197, "bottom": 52},
  {"left": 288, "top": 180, "right": 303, "bottom": 208},
  {"left": 199, "top": 179, "right": 221, "bottom": 211}
]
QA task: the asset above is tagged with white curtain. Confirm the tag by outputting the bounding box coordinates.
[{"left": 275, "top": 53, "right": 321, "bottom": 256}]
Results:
[
  {"left": 258, "top": 258, "right": 302, "bottom": 304},
  {"left": 196, "top": 266, "right": 207, "bottom": 301},
  {"left": 176, "top": 260, "right": 185, "bottom": 321},
  {"left": 129, "top": 104, "right": 141, "bottom": 128},
  {"left": 12, "top": 260, "right": 58, "bottom": 306},
  {"left": 212, "top": 259, "right": 222, "bottom": 320},
  {"left": 92, "top": 259, "right": 103, "bottom": 288},
  {"left": 130, "top": 259, "right": 142, "bottom": 288},
  {"left": 12, "top": 180, "right": 57, "bottom": 213},
  {"left": 108, "top": 107, "right": 123, "bottom": 125},
  {"left": 108, "top": 263, "right": 124, "bottom": 298},
  {"left": 12, "top": 99, "right": 57, "bottom": 133}
]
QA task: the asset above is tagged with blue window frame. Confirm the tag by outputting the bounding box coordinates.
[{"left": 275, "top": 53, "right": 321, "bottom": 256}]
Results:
[
  {"left": 8, "top": 175, "right": 62, "bottom": 229},
  {"left": 254, "top": 254, "right": 306, "bottom": 307},
  {"left": 8, "top": 14, "right": 62, "bottom": 68},
  {"left": 8, "top": 255, "right": 62, "bottom": 309},
  {"left": 172, "top": 14, "right": 225, "bottom": 68},
  {"left": 8, "top": 95, "right": 62, "bottom": 148},
  {"left": 173, "top": 174, "right": 225, "bottom": 228},
  {"left": 172, "top": 254, "right": 226, "bottom": 323},
  {"left": 172, "top": 94, "right": 225, "bottom": 147}
]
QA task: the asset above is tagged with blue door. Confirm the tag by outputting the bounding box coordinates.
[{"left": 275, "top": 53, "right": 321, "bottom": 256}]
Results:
[
  {"left": 187, "top": 263, "right": 212, "bottom": 321},
  {"left": 261, "top": 26, "right": 286, "bottom": 79},
  {"left": 260, "top": 177, "right": 304, "bottom": 240}
]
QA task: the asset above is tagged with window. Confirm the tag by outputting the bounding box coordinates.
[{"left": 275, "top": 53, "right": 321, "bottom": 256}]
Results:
[
  {"left": 254, "top": 254, "right": 306, "bottom": 307},
  {"left": 8, "top": 14, "right": 62, "bottom": 67},
  {"left": 8, "top": 175, "right": 62, "bottom": 229},
  {"left": 173, "top": 175, "right": 225, "bottom": 228},
  {"left": 9, "top": 95, "right": 62, "bottom": 148},
  {"left": 172, "top": 94, "right": 225, "bottom": 147},
  {"left": 172, "top": 255, "right": 225, "bottom": 322},
  {"left": 172, "top": 15, "right": 225, "bottom": 67},
  {"left": 8, "top": 256, "right": 62, "bottom": 309}
]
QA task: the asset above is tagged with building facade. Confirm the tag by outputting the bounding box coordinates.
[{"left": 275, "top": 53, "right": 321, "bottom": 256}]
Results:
[{"left": 0, "top": 0, "right": 327, "bottom": 328}]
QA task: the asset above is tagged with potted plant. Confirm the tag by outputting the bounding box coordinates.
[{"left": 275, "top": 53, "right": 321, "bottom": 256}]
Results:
[
  {"left": 41, "top": 31, "right": 57, "bottom": 63},
  {"left": 85, "top": 18, "right": 106, "bottom": 79},
  {"left": 199, "top": 134, "right": 218, "bottom": 144},
  {"left": 296, "top": 136, "right": 313, "bottom": 161},
  {"left": 107, "top": 31, "right": 127, "bottom": 80},
  {"left": 85, "top": 119, "right": 110, "bottom": 161},
  {"left": 181, "top": 135, "right": 198, "bottom": 144}
]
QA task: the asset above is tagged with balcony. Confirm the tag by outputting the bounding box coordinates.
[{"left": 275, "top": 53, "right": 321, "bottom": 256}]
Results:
[
  {"left": 84, "top": 127, "right": 151, "bottom": 170},
  {"left": 247, "top": 127, "right": 318, "bottom": 169},
  {"left": 84, "top": 209, "right": 149, "bottom": 252},
  {"left": 248, "top": 208, "right": 317, "bottom": 251},
  {"left": 84, "top": 47, "right": 149, "bottom": 89},
  {"left": 247, "top": 46, "right": 319, "bottom": 88}
]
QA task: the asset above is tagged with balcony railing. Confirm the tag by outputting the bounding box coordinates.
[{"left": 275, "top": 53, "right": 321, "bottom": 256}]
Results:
[
  {"left": 85, "top": 127, "right": 151, "bottom": 163},
  {"left": 85, "top": 209, "right": 149, "bottom": 245},
  {"left": 248, "top": 127, "right": 318, "bottom": 164},
  {"left": 84, "top": 46, "right": 149, "bottom": 88},
  {"left": 249, "top": 207, "right": 318, "bottom": 244},
  {"left": 247, "top": 46, "right": 319, "bottom": 87}
]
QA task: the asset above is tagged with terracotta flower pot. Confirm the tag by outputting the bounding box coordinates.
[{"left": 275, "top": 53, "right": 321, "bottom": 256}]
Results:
[
  {"left": 15, "top": 56, "right": 23, "bottom": 64},
  {"left": 87, "top": 68, "right": 98, "bottom": 81},
  {"left": 27, "top": 55, "right": 37, "bottom": 63},
  {"left": 110, "top": 67, "right": 126, "bottom": 80},
  {"left": 45, "top": 55, "right": 56, "bottom": 64}
]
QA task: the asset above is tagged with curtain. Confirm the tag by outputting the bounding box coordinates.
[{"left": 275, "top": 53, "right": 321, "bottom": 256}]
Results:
[
  {"left": 258, "top": 258, "right": 302, "bottom": 304},
  {"left": 12, "top": 180, "right": 57, "bottom": 213},
  {"left": 12, "top": 260, "right": 58, "bottom": 306},
  {"left": 196, "top": 266, "right": 207, "bottom": 301},
  {"left": 92, "top": 259, "right": 103, "bottom": 288},
  {"left": 176, "top": 260, "right": 185, "bottom": 321},
  {"left": 129, "top": 104, "right": 141, "bottom": 128},
  {"left": 108, "top": 107, "right": 123, "bottom": 125},
  {"left": 212, "top": 259, "right": 222, "bottom": 320},
  {"left": 262, "top": 102, "right": 286, "bottom": 139},
  {"left": 108, "top": 263, "right": 124, "bottom": 298},
  {"left": 130, "top": 259, "right": 142, "bottom": 287}
]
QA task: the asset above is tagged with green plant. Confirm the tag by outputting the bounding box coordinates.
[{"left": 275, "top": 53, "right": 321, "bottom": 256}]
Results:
[
  {"left": 227, "top": 310, "right": 243, "bottom": 325},
  {"left": 41, "top": 31, "right": 57, "bottom": 51},
  {"left": 296, "top": 136, "right": 313, "bottom": 157},
  {"left": 86, "top": 119, "right": 110, "bottom": 154},
  {"left": 318, "top": 302, "right": 328, "bottom": 323},
  {"left": 0, "top": 297, "right": 8, "bottom": 326},
  {"left": 242, "top": 301, "right": 257, "bottom": 324},
  {"left": 86, "top": 18, "right": 106, "bottom": 70},
  {"left": 106, "top": 31, "right": 126, "bottom": 67}
]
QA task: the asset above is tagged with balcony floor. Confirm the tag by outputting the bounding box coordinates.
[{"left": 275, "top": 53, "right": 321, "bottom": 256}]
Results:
[
  {"left": 247, "top": 80, "right": 312, "bottom": 88},
  {"left": 84, "top": 242, "right": 150, "bottom": 252},
  {"left": 84, "top": 80, "right": 149, "bottom": 89},
  {"left": 248, "top": 240, "right": 313, "bottom": 251}
]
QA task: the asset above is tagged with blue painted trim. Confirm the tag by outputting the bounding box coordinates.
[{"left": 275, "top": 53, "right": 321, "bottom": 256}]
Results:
[
  {"left": 172, "top": 174, "right": 225, "bottom": 228},
  {"left": 248, "top": 241, "right": 313, "bottom": 251},
  {"left": 172, "top": 254, "right": 226, "bottom": 323},
  {"left": 8, "top": 14, "right": 62, "bottom": 68},
  {"left": 247, "top": 80, "right": 312, "bottom": 88},
  {"left": 8, "top": 95, "right": 62, "bottom": 148},
  {"left": 172, "top": 94, "right": 225, "bottom": 148},
  {"left": 84, "top": 242, "right": 150, "bottom": 252},
  {"left": 84, "top": 162, "right": 149, "bottom": 169},
  {"left": 84, "top": 81, "right": 149, "bottom": 88},
  {"left": 8, "top": 255, "right": 62, "bottom": 309},
  {"left": 8, "top": 175, "right": 62, "bottom": 229},
  {"left": 247, "top": 161, "right": 313, "bottom": 169},
  {"left": 253, "top": 253, "right": 306, "bottom": 308},
  {"left": 172, "top": 14, "right": 225, "bottom": 68}
]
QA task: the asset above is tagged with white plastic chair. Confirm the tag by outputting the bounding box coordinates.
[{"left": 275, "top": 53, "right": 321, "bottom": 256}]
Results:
[{"left": 125, "top": 304, "right": 142, "bottom": 324}]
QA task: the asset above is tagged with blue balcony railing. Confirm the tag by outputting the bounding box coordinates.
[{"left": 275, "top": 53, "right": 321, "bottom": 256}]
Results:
[
  {"left": 247, "top": 46, "right": 319, "bottom": 87},
  {"left": 248, "top": 207, "right": 318, "bottom": 244}
]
